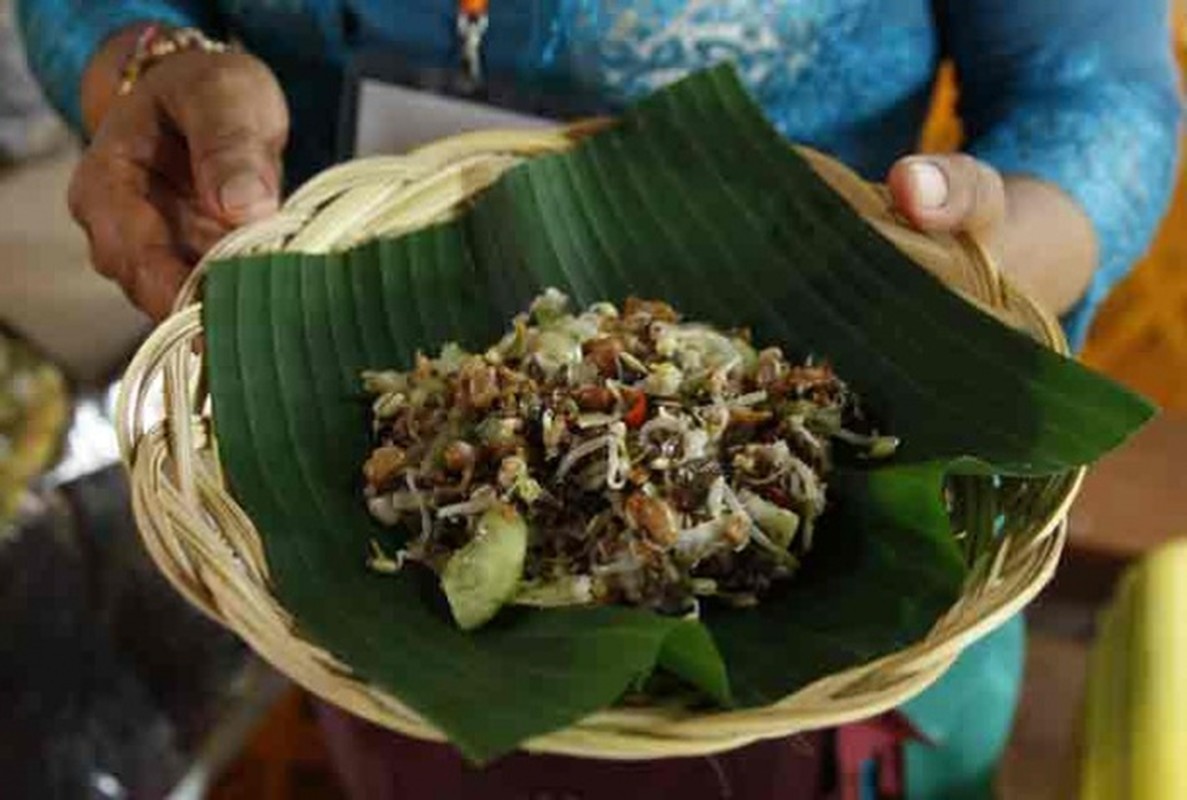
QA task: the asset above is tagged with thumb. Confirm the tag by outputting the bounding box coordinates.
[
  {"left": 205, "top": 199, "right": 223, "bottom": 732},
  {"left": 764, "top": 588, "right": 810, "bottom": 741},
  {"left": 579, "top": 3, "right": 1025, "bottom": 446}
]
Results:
[
  {"left": 163, "top": 55, "right": 289, "bottom": 225},
  {"left": 887, "top": 154, "right": 1006, "bottom": 234}
]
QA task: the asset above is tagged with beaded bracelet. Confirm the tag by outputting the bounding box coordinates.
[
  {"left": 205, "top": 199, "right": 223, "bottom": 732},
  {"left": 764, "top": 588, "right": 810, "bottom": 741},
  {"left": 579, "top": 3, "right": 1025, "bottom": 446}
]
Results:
[{"left": 117, "top": 25, "right": 232, "bottom": 97}]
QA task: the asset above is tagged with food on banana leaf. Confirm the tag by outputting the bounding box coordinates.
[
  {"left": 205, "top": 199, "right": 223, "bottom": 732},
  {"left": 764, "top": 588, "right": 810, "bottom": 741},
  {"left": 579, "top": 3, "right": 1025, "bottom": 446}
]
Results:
[{"left": 362, "top": 290, "right": 897, "bottom": 630}]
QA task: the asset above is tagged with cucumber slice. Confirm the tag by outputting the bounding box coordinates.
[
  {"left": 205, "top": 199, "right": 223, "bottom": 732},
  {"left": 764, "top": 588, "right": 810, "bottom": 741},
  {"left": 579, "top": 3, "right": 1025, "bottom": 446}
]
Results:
[{"left": 441, "top": 503, "right": 528, "bottom": 630}]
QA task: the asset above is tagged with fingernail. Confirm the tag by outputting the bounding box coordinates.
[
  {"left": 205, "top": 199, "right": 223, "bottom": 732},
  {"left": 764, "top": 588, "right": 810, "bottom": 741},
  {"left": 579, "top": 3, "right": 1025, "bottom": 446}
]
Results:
[
  {"left": 906, "top": 161, "right": 948, "bottom": 209},
  {"left": 219, "top": 173, "right": 277, "bottom": 219}
]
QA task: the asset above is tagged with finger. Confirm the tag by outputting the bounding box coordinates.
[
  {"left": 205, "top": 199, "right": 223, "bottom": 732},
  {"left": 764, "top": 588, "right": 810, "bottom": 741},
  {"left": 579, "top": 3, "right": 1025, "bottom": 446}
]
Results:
[
  {"left": 73, "top": 148, "right": 226, "bottom": 269},
  {"left": 123, "top": 240, "right": 193, "bottom": 321},
  {"left": 124, "top": 127, "right": 233, "bottom": 258},
  {"left": 176, "top": 207, "right": 231, "bottom": 260},
  {"left": 145, "top": 178, "right": 232, "bottom": 260},
  {"left": 70, "top": 157, "right": 193, "bottom": 320},
  {"left": 81, "top": 216, "right": 191, "bottom": 321},
  {"left": 159, "top": 54, "right": 289, "bottom": 225},
  {"left": 887, "top": 154, "right": 1006, "bottom": 234},
  {"left": 92, "top": 208, "right": 191, "bottom": 321}
]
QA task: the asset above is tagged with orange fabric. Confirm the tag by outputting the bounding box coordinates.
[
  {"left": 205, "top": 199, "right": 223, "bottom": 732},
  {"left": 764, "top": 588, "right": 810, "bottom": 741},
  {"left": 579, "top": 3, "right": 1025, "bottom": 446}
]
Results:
[
  {"left": 459, "top": 0, "right": 489, "bottom": 17},
  {"left": 919, "top": 62, "right": 962, "bottom": 155}
]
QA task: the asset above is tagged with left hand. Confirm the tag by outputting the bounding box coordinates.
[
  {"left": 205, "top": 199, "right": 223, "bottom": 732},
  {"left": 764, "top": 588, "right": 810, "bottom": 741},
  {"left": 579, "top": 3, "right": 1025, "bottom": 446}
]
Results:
[{"left": 886, "top": 154, "right": 1006, "bottom": 237}]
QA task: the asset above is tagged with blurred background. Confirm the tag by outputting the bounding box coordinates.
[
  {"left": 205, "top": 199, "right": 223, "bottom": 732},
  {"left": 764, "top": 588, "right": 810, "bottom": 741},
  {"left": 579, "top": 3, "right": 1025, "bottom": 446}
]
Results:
[{"left": 1, "top": 0, "right": 1184, "bottom": 798}]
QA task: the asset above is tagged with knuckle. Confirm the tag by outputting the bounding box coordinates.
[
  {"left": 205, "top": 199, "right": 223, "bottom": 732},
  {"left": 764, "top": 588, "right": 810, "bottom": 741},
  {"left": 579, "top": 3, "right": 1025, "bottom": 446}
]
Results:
[
  {"left": 226, "top": 57, "right": 289, "bottom": 134},
  {"left": 67, "top": 152, "right": 108, "bottom": 223},
  {"left": 155, "top": 54, "right": 289, "bottom": 167},
  {"left": 198, "top": 57, "right": 286, "bottom": 117},
  {"left": 201, "top": 56, "right": 263, "bottom": 100},
  {"left": 87, "top": 234, "right": 124, "bottom": 281},
  {"left": 68, "top": 148, "right": 118, "bottom": 213}
]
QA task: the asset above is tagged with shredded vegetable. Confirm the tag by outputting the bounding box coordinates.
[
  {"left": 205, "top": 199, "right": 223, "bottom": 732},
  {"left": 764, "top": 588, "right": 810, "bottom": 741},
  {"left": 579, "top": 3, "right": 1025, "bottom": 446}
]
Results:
[{"left": 361, "top": 290, "right": 898, "bottom": 628}]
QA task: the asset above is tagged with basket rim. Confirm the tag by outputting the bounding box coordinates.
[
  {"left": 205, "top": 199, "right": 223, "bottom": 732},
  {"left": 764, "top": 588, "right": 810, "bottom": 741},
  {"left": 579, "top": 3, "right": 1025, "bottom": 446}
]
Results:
[{"left": 115, "top": 125, "right": 1081, "bottom": 759}]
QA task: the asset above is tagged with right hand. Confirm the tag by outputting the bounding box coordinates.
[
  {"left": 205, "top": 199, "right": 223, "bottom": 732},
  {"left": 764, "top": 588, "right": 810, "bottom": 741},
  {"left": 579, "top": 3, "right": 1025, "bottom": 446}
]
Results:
[{"left": 69, "top": 37, "right": 289, "bottom": 320}]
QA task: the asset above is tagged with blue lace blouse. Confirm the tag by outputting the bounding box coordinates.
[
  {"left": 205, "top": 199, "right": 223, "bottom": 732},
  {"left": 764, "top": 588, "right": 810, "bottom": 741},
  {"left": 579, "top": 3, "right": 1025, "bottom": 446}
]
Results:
[{"left": 17, "top": 0, "right": 1182, "bottom": 346}]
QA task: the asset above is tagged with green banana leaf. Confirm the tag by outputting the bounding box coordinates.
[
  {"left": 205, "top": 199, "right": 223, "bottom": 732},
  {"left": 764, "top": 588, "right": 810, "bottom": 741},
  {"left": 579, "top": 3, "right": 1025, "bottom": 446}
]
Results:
[{"left": 203, "top": 66, "right": 1152, "bottom": 761}]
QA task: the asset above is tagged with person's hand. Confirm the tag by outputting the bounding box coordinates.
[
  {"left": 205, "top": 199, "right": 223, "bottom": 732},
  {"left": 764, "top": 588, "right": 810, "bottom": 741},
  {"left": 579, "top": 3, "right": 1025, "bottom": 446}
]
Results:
[
  {"left": 886, "top": 153, "right": 1097, "bottom": 317},
  {"left": 886, "top": 154, "right": 1006, "bottom": 240},
  {"left": 69, "top": 39, "right": 289, "bottom": 320}
]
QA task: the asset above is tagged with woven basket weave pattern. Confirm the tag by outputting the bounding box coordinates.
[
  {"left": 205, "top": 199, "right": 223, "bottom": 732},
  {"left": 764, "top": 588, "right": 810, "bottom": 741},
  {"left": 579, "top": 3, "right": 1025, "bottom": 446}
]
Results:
[{"left": 116, "top": 128, "right": 1082, "bottom": 759}]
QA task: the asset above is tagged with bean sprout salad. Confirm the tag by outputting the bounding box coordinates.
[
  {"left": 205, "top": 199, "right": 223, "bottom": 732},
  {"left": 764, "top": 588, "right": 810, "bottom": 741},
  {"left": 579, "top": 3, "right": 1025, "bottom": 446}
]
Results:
[{"left": 362, "top": 290, "right": 897, "bottom": 629}]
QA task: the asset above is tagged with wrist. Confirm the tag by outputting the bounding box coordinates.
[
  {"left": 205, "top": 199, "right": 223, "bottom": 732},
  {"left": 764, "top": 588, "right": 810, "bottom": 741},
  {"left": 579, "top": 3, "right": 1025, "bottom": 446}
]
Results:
[
  {"left": 81, "top": 24, "right": 231, "bottom": 136},
  {"left": 81, "top": 23, "right": 156, "bottom": 136}
]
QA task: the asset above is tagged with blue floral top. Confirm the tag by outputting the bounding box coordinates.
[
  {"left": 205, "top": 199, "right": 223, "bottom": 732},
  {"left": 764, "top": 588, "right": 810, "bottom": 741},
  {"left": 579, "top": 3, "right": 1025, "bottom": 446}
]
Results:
[
  {"left": 13, "top": 1, "right": 1182, "bottom": 795},
  {"left": 16, "top": 0, "right": 1182, "bottom": 346}
]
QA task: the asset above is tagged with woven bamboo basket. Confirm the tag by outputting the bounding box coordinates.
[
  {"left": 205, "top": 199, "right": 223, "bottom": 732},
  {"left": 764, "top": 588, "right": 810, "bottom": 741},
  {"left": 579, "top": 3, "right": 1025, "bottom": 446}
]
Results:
[{"left": 116, "top": 125, "right": 1083, "bottom": 760}]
